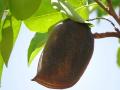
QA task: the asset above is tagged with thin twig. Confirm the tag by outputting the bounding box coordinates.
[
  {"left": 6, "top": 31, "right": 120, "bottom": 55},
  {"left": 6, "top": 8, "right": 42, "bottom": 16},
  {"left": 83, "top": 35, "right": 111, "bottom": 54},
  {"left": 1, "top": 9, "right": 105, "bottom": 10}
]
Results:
[
  {"left": 94, "top": 0, "right": 120, "bottom": 25},
  {"left": 106, "top": 0, "right": 120, "bottom": 25},
  {"left": 87, "top": 17, "right": 120, "bottom": 32},
  {"left": 94, "top": 32, "right": 120, "bottom": 39}
]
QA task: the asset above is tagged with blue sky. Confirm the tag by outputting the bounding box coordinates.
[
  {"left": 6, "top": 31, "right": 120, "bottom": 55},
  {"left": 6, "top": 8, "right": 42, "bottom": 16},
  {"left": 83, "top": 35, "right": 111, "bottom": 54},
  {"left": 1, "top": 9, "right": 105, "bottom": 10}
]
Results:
[{"left": 1, "top": 15, "right": 120, "bottom": 90}]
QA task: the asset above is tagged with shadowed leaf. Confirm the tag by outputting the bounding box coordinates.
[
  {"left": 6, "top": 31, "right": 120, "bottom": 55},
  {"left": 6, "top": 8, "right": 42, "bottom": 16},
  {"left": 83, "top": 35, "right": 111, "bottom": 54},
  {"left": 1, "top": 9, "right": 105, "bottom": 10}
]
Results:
[{"left": 0, "top": 14, "right": 21, "bottom": 65}]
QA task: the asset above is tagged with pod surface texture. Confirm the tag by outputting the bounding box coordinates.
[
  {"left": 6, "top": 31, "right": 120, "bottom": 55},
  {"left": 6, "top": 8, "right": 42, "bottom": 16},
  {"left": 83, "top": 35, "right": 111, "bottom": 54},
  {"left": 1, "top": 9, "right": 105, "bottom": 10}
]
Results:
[{"left": 33, "top": 19, "right": 94, "bottom": 89}]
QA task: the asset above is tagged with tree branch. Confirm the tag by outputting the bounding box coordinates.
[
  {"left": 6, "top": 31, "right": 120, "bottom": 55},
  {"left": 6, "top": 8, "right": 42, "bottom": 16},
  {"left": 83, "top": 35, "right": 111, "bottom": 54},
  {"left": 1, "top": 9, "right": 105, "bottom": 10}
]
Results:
[
  {"left": 94, "top": 0, "right": 120, "bottom": 25},
  {"left": 94, "top": 32, "right": 120, "bottom": 39},
  {"left": 88, "top": 17, "right": 120, "bottom": 32},
  {"left": 106, "top": 0, "right": 114, "bottom": 13},
  {"left": 106, "top": 0, "right": 120, "bottom": 25},
  {"left": 94, "top": 0, "right": 109, "bottom": 13}
]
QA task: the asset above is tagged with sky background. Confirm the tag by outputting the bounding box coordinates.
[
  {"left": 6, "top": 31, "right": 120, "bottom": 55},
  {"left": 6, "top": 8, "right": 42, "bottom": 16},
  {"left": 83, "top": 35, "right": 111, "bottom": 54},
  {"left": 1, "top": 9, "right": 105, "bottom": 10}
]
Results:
[{"left": 1, "top": 14, "right": 120, "bottom": 90}]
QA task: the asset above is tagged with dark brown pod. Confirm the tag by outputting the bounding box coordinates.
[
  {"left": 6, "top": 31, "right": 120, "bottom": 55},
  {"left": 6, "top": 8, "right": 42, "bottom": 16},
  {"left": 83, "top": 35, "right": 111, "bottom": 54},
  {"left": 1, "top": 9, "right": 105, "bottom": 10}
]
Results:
[{"left": 32, "top": 19, "right": 94, "bottom": 89}]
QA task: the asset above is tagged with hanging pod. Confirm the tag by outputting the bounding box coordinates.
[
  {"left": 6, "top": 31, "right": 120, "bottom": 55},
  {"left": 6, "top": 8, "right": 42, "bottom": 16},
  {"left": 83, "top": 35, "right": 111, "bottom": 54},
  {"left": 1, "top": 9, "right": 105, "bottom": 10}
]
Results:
[{"left": 32, "top": 19, "right": 94, "bottom": 89}]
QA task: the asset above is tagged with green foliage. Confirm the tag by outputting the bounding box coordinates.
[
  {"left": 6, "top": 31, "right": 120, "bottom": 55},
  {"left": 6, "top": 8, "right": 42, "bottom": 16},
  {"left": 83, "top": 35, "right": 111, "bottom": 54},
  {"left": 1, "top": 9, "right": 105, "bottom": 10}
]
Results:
[
  {"left": 112, "top": 0, "right": 120, "bottom": 8},
  {"left": 0, "top": 21, "right": 13, "bottom": 65},
  {"left": 0, "top": 12, "right": 21, "bottom": 83},
  {"left": 65, "top": 0, "right": 89, "bottom": 20},
  {"left": 96, "top": 7, "right": 107, "bottom": 17},
  {"left": 0, "top": 52, "right": 4, "bottom": 84},
  {"left": 0, "top": 0, "right": 4, "bottom": 17},
  {"left": 0, "top": 0, "right": 9, "bottom": 17},
  {"left": 24, "top": 0, "right": 89, "bottom": 33},
  {"left": 28, "top": 32, "right": 48, "bottom": 65},
  {"left": 76, "top": 5, "right": 89, "bottom": 20},
  {"left": 0, "top": 13, "right": 21, "bottom": 65},
  {"left": 88, "top": 0, "right": 119, "bottom": 17},
  {"left": 67, "top": 0, "right": 86, "bottom": 8},
  {"left": 24, "top": 12, "right": 63, "bottom": 33},
  {"left": 24, "top": 0, "right": 63, "bottom": 33},
  {"left": 117, "top": 47, "right": 120, "bottom": 67},
  {"left": 9, "top": 0, "right": 41, "bottom": 20}
]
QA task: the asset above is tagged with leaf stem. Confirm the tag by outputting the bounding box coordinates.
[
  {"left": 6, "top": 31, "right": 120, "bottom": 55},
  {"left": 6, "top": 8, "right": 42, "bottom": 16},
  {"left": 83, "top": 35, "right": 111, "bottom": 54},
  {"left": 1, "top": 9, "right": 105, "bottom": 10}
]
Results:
[{"left": 106, "top": 0, "right": 120, "bottom": 25}]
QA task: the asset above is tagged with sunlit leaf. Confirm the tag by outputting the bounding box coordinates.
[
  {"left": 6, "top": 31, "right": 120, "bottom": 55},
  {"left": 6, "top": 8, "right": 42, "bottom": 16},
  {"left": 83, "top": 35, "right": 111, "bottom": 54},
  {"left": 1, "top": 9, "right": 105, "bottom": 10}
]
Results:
[
  {"left": 12, "top": 17, "right": 21, "bottom": 43},
  {"left": 24, "top": 0, "right": 90, "bottom": 33},
  {"left": 66, "top": 0, "right": 89, "bottom": 20},
  {"left": 24, "top": 0, "right": 63, "bottom": 33},
  {"left": 76, "top": 6, "right": 89, "bottom": 20},
  {"left": 24, "top": 12, "right": 63, "bottom": 33},
  {"left": 67, "top": 0, "right": 87, "bottom": 8},
  {"left": 0, "top": 14, "right": 21, "bottom": 65},
  {"left": 0, "top": 52, "right": 4, "bottom": 85},
  {"left": 28, "top": 32, "right": 48, "bottom": 65},
  {"left": 117, "top": 47, "right": 120, "bottom": 67}
]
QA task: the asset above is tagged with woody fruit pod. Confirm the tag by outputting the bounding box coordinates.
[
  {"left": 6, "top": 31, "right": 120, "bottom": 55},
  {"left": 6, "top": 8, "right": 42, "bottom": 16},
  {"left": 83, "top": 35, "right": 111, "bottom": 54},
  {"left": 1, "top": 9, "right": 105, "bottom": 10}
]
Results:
[{"left": 32, "top": 19, "right": 94, "bottom": 89}]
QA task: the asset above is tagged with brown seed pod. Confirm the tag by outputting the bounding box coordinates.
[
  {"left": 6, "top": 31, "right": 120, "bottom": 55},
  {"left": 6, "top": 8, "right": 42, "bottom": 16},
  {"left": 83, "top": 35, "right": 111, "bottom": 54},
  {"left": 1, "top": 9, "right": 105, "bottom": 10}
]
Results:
[{"left": 32, "top": 19, "right": 94, "bottom": 89}]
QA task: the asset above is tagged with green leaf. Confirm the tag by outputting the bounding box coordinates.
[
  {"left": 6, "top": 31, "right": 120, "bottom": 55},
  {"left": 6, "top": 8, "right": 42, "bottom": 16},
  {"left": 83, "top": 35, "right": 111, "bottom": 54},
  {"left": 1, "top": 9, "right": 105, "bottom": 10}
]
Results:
[
  {"left": 67, "top": 0, "right": 87, "bottom": 8},
  {"left": 0, "top": 14, "right": 21, "bottom": 65},
  {"left": 24, "top": 0, "right": 90, "bottom": 33},
  {"left": 51, "top": 0, "right": 85, "bottom": 23},
  {"left": 28, "top": 32, "right": 49, "bottom": 65},
  {"left": 12, "top": 17, "right": 21, "bottom": 43},
  {"left": 0, "top": 0, "right": 9, "bottom": 17},
  {"left": 9, "top": 0, "right": 41, "bottom": 20},
  {"left": 0, "top": 0, "right": 4, "bottom": 17},
  {"left": 117, "top": 47, "right": 120, "bottom": 67},
  {"left": 112, "top": 0, "right": 120, "bottom": 8},
  {"left": 24, "top": 12, "right": 63, "bottom": 33},
  {"left": 0, "top": 20, "right": 13, "bottom": 65},
  {"left": 68, "top": 0, "right": 90, "bottom": 20},
  {"left": 0, "top": 10, "right": 9, "bottom": 42},
  {"left": 24, "top": 0, "right": 63, "bottom": 33},
  {"left": 66, "top": 0, "right": 89, "bottom": 20},
  {"left": 86, "top": 1, "right": 108, "bottom": 17},
  {"left": 96, "top": 7, "right": 107, "bottom": 17},
  {"left": 0, "top": 52, "right": 4, "bottom": 85},
  {"left": 76, "top": 5, "right": 89, "bottom": 20}
]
